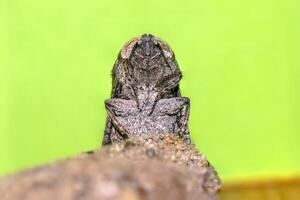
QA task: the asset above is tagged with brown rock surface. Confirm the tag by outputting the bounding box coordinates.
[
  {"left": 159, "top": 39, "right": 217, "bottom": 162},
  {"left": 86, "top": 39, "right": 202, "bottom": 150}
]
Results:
[{"left": 0, "top": 134, "right": 221, "bottom": 200}]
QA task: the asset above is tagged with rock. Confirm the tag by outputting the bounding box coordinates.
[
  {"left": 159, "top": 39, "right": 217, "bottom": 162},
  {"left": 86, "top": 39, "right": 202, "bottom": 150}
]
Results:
[{"left": 0, "top": 134, "right": 221, "bottom": 200}]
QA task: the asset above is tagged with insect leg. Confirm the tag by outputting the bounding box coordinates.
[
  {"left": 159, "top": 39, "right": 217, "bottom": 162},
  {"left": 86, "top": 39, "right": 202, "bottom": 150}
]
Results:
[
  {"left": 102, "top": 117, "right": 113, "bottom": 146},
  {"left": 177, "top": 97, "right": 191, "bottom": 144},
  {"left": 105, "top": 102, "right": 130, "bottom": 140},
  {"left": 148, "top": 71, "right": 182, "bottom": 116}
]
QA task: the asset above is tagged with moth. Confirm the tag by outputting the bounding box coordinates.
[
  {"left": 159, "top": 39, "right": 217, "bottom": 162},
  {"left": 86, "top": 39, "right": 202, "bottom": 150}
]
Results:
[{"left": 102, "top": 34, "right": 191, "bottom": 145}]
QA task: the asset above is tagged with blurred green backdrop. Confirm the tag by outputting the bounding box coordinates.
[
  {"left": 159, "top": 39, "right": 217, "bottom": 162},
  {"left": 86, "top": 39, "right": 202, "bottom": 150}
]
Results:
[{"left": 0, "top": 0, "right": 299, "bottom": 181}]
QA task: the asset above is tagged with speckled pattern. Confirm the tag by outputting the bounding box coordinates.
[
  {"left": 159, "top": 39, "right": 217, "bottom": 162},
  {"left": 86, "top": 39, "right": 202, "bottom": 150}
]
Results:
[
  {"left": 0, "top": 134, "right": 221, "bottom": 200},
  {"left": 103, "top": 34, "right": 191, "bottom": 145},
  {"left": 105, "top": 97, "right": 189, "bottom": 137}
]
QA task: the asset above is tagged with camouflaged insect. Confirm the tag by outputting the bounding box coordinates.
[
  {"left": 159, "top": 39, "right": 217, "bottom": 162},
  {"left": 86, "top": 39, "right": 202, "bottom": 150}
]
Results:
[{"left": 102, "top": 34, "right": 191, "bottom": 145}]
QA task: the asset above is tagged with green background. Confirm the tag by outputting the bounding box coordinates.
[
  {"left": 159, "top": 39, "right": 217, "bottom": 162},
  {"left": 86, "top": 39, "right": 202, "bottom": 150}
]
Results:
[{"left": 0, "top": 0, "right": 299, "bottom": 181}]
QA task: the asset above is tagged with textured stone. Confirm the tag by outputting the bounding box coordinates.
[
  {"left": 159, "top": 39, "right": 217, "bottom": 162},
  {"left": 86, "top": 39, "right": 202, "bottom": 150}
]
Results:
[{"left": 0, "top": 134, "right": 221, "bottom": 200}]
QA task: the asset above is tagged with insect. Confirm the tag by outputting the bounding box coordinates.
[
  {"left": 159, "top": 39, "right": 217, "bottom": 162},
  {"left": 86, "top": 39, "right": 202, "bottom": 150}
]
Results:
[{"left": 102, "top": 34, "right": 191, "bottom": 145}]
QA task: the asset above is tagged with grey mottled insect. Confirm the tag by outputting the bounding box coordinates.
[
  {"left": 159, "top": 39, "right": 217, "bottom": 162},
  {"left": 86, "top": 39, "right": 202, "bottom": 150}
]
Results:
[{"left": 102, "top": 34, "right": 191, "bottom": 145}]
